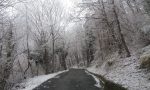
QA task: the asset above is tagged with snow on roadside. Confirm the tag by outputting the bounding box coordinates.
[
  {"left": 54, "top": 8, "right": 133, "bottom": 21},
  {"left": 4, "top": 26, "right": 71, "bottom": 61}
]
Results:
[
  {"left": 87, "top": 55, "right": 150, "bottom": 90},
  {"left": 85, "top": 71, "right": 101, "bottom": 88},
  {"left": 12, "top": 70, "right": 68, "bottom": 90}
]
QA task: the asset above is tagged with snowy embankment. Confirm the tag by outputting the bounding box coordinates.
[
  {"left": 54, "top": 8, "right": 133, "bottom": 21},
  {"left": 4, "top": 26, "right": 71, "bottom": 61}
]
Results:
[
  {"left": 12, "top": 70, "right": 68, "bottom": 90},
  {"left": 85, "top": 71, "right": 101, "bottom": 88},
  {"left": 87, "top": 54, "right": 150, "bottom": 90}
]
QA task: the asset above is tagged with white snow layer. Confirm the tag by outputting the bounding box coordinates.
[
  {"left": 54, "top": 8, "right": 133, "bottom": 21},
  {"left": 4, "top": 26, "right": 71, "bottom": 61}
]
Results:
[
  {"left": 87, "top": 55, "right": 150, "bottom": 90},
  {"left": 13, "top": 70, "right": 68, "bottom": 90}
]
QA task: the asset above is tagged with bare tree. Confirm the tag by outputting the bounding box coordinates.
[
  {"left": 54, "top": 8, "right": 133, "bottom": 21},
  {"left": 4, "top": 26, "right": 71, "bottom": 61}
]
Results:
[{"left": 111, "top": 0, "right": 131, "bottom": 57}]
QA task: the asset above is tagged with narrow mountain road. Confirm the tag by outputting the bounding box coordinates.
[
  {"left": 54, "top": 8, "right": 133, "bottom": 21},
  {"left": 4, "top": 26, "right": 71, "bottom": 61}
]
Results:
[{"left": 33, "top": 69, "right": 101, "bottom": 90}]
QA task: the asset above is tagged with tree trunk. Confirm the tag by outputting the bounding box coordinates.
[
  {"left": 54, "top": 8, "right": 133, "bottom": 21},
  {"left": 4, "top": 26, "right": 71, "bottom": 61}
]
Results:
[
  {"left": 61, "top": 52, "right": 67, "bottom": 70},
  {"left": 112, "top": 0, "right": 131, "bottom": 57},
  {"left": 44, "top": 48, "right": 49, "bottom": 74},
  {"left": 51, "top": 30, "right": 55, "bottom": 73}
]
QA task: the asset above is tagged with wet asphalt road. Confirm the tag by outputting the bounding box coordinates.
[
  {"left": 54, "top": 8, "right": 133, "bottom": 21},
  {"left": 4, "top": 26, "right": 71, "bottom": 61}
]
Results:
[{"left": 33, "top": 69, "right": 101, "bottom": 90}]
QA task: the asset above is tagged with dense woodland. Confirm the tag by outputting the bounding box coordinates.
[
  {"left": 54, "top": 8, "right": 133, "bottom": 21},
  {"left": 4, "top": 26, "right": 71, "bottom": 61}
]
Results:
[{"left": 0, "top": 0, "right": 150, "bottom": 90}]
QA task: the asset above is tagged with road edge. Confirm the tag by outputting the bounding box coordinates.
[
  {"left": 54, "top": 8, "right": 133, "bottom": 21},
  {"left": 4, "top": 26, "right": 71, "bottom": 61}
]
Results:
[{"left": 85, "top": 69, "right": 127, "bottom": 90}]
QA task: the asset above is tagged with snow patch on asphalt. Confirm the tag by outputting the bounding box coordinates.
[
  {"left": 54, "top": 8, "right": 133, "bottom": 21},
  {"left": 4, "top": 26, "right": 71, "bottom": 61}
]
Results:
[
  {"left": 12, "top": 70, "right": 68, "bottom": 90},
  {"left": 85, "top": 71, "right": 101, "bottom": 88}
]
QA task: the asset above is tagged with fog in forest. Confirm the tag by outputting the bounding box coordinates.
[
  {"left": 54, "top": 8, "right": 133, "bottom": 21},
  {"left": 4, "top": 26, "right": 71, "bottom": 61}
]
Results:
[{"left": 0, "top": 0, "right": 150, "bottom": 90}]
